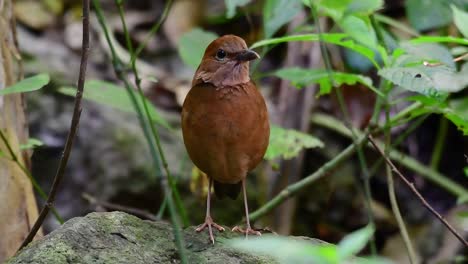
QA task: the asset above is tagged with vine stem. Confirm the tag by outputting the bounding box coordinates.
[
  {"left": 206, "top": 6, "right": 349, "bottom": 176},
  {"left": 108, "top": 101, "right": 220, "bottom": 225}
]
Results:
[
  {"left": 18, "top": 0, "right": 90, "bottom": 250},
  {"left": 94, "top": 1, "right": 187, "bottom": 262},
  {"left": 368, "top": 135, "right": 468, "bottom": 247}
]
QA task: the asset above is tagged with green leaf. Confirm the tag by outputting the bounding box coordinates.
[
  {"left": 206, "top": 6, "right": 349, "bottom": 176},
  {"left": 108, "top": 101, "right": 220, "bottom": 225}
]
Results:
[
  {"left": 265, "top": 125, "right": 324, "bottom": 160},
  {"left": 400, "top": 42, "right": 455, "bottom": 69},
  {"left": 19, "top": 138, "right": 44, "bottom": 150},
  {"left": 464, "top": 167, "right": 468, "bottom": 178},
  {"left": 251, "top": 33, "right": 379, "bottom": 68},
  {"left": 406, "top": 0, "right": 454, "bottom": 31},
  {"left": 57, "top": 80, "right": 171, "bottom": 129},
  {"left": 410, "top": 35, "right": 468, "bottom": 46},
  {"left": 379, "top": 59, "right": 468, "bottom": 99},
  {"left": 445, "top": 97, "right": 468, "bottom": 135},
  {"left": 177, "top": 28, "right": 218, "bottom": 69},
  {"left": 452, "top": 5, "right": 468, "bottom": 38},
  {"left": 274, "top": 67, "right": 382, "bottom": 96},
  {"left": 345, "top": 0, "right": 383, "bottom": 15},
  {"left": 310, "top": 0, "right": 352, "bottom": 20},
  {"left": 339, "top": 15, "right": 377, "bottom": 49},
  {"left": 337, "top": 224, "right": 375, "bottom": 260},
  {"left": 408, "top": 96, "right": 468, "bottom": 135},
  {"left": 0, "top": 74, "right": 50, "bottom": 96},
  {"left": 225, "top": 0, "right": 251, "bottom": 18},
  {"left": 229, "top": 235, "right": 338, "bottom": 264},
  {"left": 263, "top": 0, "right": 303, "bottom": 38}
]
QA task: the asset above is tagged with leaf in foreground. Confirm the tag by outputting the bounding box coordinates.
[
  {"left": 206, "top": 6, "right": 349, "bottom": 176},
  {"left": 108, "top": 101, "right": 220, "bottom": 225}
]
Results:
[
  {"left": 58, "top": 80, "right": 171, "bottom": 129},
  {"left": 274, "top": 67, "right": 382, "bottom": 96},
  {"left": 337, "top": 224, "right": 375, "bottom": 260},
  {"left": 177, "top": 28, "right": 218, "bottom": 69},
  {"left": 0, "top": 73, "right": 50, "bottom": 96},
  {"left": 265, "top": 125, "right": 324, "bottom": 160},
  {"left": 229, "top": 235, "right": 338, "bottom": 264}
]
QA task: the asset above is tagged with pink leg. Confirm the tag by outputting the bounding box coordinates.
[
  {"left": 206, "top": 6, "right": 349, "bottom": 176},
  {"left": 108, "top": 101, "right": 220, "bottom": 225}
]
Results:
[
  {"left": 232, "top": 179, "right": 261, "bottom": 238},
  {"left": 195, "top": 178, "right": 225, "bottom": 244}
]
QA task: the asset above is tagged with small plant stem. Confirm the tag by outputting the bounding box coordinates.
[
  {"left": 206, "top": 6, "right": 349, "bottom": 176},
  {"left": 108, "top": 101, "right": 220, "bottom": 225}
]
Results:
[
  {"left": 310, "top": 113, "right": 468, "bottom": 197},
  {"left": 384, "top": 103, "right": 417, "bottom": 264},
  {"left": 132, "top": 0, "right": 173, "bottom": 62},
  {"left": 0, "top": 131, "right": 63, "bottom": 223},
  {"left": 115, "top": 0, "right": 188, "bottom": 227},
  {"left": 93, "top": 2, "right": 187, "bottom": 262},
  {"left": 369, "top": 115, "right": 428, "bottom": 175},
  {"left": 368, "top": 136, "right": 468, "bottom": 247},
  {"left": 18, "top": 0, "right": 90, "bottom": 250},
  {"left": 311, "top": 5, "right": 377, "bottom": 254},
  {"left": 250, "top": 133, "right": 368, "bottom": 221},
  {"left": 430, "top": 117, "right": 448, "bottom": 170}
]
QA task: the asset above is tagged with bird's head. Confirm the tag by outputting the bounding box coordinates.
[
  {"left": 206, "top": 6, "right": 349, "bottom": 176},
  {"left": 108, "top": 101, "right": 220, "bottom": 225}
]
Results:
[{"left": 192, "top": 35, "right": 260, "bottom": 87}]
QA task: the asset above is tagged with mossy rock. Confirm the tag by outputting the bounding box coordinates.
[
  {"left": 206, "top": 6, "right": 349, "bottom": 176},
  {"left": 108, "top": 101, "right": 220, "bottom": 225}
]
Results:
[{"left": 8, "top": 211, "right": 281, "bottom": 264}]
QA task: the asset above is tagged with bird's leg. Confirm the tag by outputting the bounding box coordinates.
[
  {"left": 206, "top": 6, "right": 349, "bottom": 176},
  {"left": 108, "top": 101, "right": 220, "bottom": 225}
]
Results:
[
  {"left": 195, "top": 178, "right": 225, "bottom": 243},
  {"left": 232, "top": 179, "right": 261, "bottom": 237}
]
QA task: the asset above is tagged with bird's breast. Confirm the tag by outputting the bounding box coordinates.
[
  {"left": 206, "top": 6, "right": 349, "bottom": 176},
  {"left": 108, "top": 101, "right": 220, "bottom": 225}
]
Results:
[{"left": 181, "top": 82, "right": 269, "bottom": 183}]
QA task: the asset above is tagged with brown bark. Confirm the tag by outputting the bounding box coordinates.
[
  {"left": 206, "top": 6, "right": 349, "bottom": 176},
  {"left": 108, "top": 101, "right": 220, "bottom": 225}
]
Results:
[{"left": 0, "top": 0, "right": 41, "bottom": 261}]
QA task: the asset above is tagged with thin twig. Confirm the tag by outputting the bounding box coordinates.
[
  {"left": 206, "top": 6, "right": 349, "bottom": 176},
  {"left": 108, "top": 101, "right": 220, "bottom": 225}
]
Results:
[
  {"left": 368, "top": 135, "right": 468, "bottom": 247},
  {"left": 18, "top": 0, "right": 90, "bottom": 250},
  {"left": 82, "top": 193, "right": 157, "bottom": 221},
  {"left": 311, "top": 113, "right": 468, "bottom": 197}
]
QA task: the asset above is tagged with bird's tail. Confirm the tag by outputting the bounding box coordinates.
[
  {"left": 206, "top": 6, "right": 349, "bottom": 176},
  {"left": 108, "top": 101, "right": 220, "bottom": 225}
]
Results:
[{"left": 213, "top": 180, "right": 241, "bottom": 199}]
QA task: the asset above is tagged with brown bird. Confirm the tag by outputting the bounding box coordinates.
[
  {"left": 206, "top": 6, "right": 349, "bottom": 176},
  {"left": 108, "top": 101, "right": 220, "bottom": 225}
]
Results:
[{"left": 181, "top": 35, "right": 270, "bottom": 243}]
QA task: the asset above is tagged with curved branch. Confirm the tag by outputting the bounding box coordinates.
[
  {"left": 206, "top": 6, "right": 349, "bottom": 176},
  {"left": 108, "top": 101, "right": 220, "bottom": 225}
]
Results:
[{"left": 18, "top": 0, "right": 90, "bottom": 250}]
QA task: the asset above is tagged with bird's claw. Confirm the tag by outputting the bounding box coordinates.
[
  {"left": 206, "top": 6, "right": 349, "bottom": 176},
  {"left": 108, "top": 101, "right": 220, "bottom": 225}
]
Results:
[
  {"left": 231, "top": 226, "right": 262, "bottom": 236},
  {"left": 196, "top": 216, "right": 225, "bottom": 244}
]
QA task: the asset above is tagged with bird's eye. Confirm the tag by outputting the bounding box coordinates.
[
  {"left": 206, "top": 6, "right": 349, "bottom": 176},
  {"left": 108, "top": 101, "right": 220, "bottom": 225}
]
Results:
[{"left": 215, "top": 49, "right": 226, "bottom": 60}]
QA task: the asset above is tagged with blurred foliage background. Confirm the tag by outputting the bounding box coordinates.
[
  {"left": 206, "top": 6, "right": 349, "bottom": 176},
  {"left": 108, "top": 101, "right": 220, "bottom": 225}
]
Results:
[{"left": 6, "top": 0, "right": 468, "bottom": 262}]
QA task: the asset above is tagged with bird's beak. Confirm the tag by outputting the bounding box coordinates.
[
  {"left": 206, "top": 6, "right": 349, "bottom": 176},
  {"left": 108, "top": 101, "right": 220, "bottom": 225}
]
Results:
[{"left": 236, "top": 49, "right": 260, "bottom": 62}]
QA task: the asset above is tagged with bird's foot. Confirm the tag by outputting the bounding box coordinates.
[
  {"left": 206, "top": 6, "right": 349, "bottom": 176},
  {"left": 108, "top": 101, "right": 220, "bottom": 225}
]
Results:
[
  {"left": 231, "top": 226, "right": 262, "bottom": 237},
  {"left": 196, "top": 216, "right": 225, "bottom": 244}
]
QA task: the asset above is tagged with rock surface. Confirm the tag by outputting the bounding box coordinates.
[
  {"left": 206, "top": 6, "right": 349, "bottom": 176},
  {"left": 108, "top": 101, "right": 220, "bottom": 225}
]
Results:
[{"left": 8, "top": 211, "right": 280, "bottom": 264}]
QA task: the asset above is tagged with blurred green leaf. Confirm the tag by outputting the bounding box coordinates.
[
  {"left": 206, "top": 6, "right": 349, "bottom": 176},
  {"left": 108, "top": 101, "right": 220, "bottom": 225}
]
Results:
[
  {"left": 225, "top": 0, "right": 251, "bottom": 18},
  {"left": 407, "top": 96, "right": 468, "bottom": 135},
  {"left": 339, "top": 15, "right": 377, "bottom": 49},
  {"left": 410, "top": 35, "right": 468, "bottom": 45},
  {"left": 464, "top": 167, "right": 468, "bottom": 178},
  {"left": 401, "top": 43, "right": 455, "bottom": 69},
  {"left": 265, "top": 125, "right": 324, "bottom": 160},
  {"left": 58, "top": 80, "right": 171, "bottom": 129},
  {"left": 229, "top": 235, "right": 338, "bottom": 264},
  {"left": 309, "top": 0, "right": 383, "bottom": 20},
  {"left": 452, "top": 5, "right": 468, "bottom": 38},
  {"left": 379, "top": 60, "right": 468, "bottom": 99},
  {"left": 406, "top": 0, "right": 455, "bottom": 31},
  {"left": 251, "top": 33, "right": 379, "bottom": 67},
  {"left": 177, "top": 28, "right": 218, "bottom": 69},
  {"left": 274, "top": 67, "right": 382, "bottom": 96},
  {"left": 0, "top": 74, "right": 50, "bottom": 96},
  {"left": 263, "top": 0, "right": 303, "bottom": 38},
  {"left": 337, "top": 224, "right": 375, "bottom": 260},
  {"left": 345, "top": 0, "right": 383, "bottom": 15},
  {"left": 309, "top": 0, "right": 352, "bottom": 20},
  {"left": 19, "top": 138, "right": 44, "bottom": 150},
  {"left": 445, "top": 97, "right": 468, "bottom": 135}
]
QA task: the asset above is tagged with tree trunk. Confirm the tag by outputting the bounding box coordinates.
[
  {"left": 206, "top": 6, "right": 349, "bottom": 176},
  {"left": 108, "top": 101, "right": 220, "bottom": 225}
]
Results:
[{"left": 0, "top": 0, "right": 41, "bottom": 261}]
